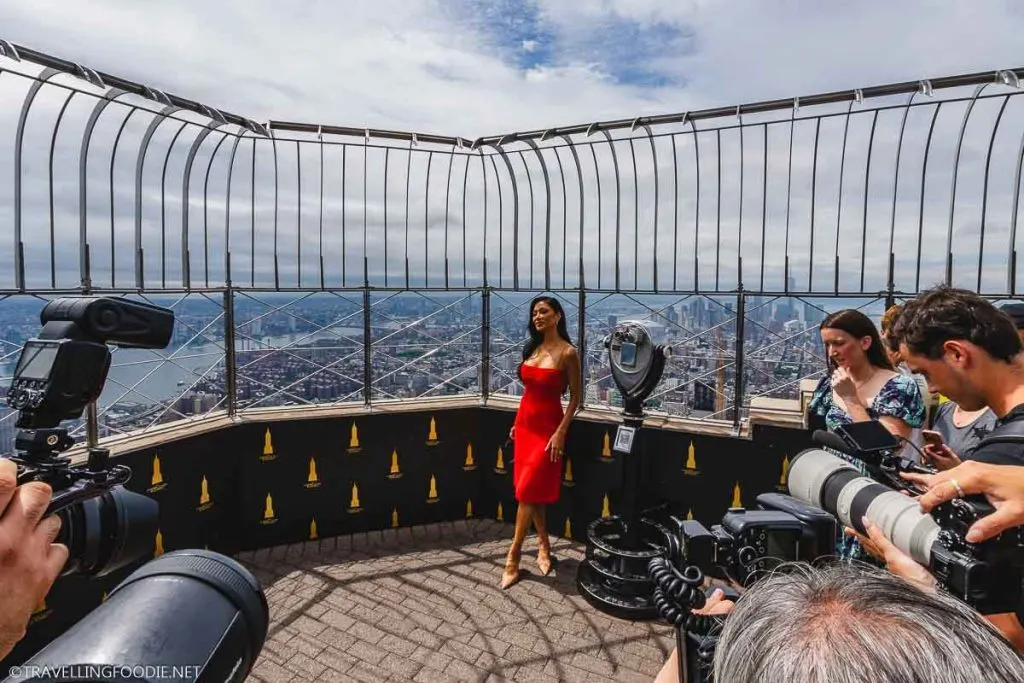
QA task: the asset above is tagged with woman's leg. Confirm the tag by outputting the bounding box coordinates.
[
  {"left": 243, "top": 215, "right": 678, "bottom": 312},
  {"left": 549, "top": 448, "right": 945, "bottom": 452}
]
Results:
[
  {"left": 503, "top": 502, "right": 532, "bottom": 588},
  {"left": 532, "top": 504, "right": 552, "bottom": 575}
]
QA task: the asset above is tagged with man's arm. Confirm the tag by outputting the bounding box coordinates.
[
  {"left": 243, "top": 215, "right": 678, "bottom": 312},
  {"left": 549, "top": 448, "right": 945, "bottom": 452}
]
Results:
[{"left": 0, "top": 459, "right": 69, "bottom": 660}]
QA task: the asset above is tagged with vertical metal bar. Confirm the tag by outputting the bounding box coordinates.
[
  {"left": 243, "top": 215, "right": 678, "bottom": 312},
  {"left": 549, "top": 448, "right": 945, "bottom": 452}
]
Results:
[
  {"left": 404, "top": 144, "right": 411, "bottom": 290},
  {"left": 224, "top": 133, "right": 246, "bottom": 289},
  {"left": 732, "top": 289, "right": 745, "bottom": 429},
  {"left": 489, "top": 155, "right": 504, "bottom": 287},
  {"left": 182, "top": 124, "right": 221, "bottom": 290},
  {"left": 671, "top": 135, "right": 680, "bottom": 292},
  {"left": 48, "top": 91, "right": 76, "bottom": 289},
  {"left": 363, "top": 288, "right": 372, "bottom": 406},
  {"left": 589, "top": 143, "right": 602, "bottom": 290},
  {"left": 250, "top": 137, "right": 256, "bottom": 288},
  {"left": 687, "top": 120, "right": 701, "bottom": 292},
  {"left": 481, "top": 151, "right": 488, "bottom": 287},
  {"left": 134, "top": 105, "right": 181, "bottom": 291},
  {"left": 224, "top": 282, "right": 237, "bottom": 416},
  {"left": 363, "top": 136, "right": 369, "bottom": 288},
  {"left": 515, "top": 151, "right": 535, "bottom": 289},
  {"left": 916, "top": 104, "right": 943, "bottom": 292},
  {"left": 490, "top": 147, "right": 519, "bottom": 289},
  {"left": 577, "top": 289, "right": 587, "bottom": 404},
  {"left": 481, "top": 288, "right": 490, "bottom": 404},
  {"left": 270, "top": 132, "right": 280, "bottom": 290},
  {"left": 946, "top": 85, "right": 990, "bottom": 286},
  {"left": 783, "top": 103, "right": 797, "bottom": 293},
  {"left": 736, "top": 117, "right": 744, "bottom": 291},
  {"left": 808, "top": 119, "right": 820, "bottom": 292},
  {"left": 859, "top": 111, "right": 879, "bottom": 293},
  {"left": 557, "top": 136, "right": 584, "bottom": 292},
  {"left": 978, "top": 96, "right": 1012, "bottom": 292},
  {"left": 551, "top": 146, "right": 567, "bottom": 289},
  {"left": 887, "top": 93, "right": 919, "bottom": 293},
  {"left": 296, "top": 140, "right": 302, "bottom": 287}
]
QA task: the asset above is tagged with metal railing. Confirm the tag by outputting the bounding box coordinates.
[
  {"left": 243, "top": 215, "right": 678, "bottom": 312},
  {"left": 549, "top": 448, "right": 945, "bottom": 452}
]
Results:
[{"left": 1, "top": 40, "right": 1023, "bottom": 447}]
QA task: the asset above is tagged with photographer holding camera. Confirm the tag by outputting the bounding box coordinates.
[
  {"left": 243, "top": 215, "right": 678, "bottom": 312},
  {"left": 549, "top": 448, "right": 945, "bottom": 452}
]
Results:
[{"left": 0, "top": 459, "right": 67, "bottom": 661}]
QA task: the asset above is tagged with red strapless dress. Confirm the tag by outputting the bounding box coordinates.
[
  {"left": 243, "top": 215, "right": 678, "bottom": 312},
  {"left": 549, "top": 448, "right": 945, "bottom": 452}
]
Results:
[{"left": 513, "top": 364, "right": 565, "bottom": 504}]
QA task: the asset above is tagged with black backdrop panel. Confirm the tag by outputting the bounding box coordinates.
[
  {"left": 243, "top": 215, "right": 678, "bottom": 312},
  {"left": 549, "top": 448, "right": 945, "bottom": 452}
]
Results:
[{"left": 2, "top": 406, "right": 817, "bottom": 669}]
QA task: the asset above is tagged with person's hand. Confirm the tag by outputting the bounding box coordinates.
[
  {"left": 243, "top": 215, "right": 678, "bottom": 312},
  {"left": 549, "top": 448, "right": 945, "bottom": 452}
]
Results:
[
  {"left": 830, "top": 366, "right": 861, "bottom": 404},
  {"left": 0, "top": 459, "right": 69, "bottom": 660},
  {"left": 508, "top": 425, "right": 515, "bottom": 442},
  {"left": 921, "top": 443, "right": 961, "bottom": 471},
  {"left": 545, "top": 431, "right": 565, "bottom": 462},
  {"left": 901, "top": 461, "right": 1024, "bottom": 543},
  {"left": 846, "top": 517, "right": 937, "bottom": 593},
  {"left": 691, "top": 588, "right": 735, "bottom": 616}
]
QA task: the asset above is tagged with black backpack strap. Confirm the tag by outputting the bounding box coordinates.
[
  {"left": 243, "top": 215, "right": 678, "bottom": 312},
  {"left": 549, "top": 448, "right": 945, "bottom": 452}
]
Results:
[{"left": 976, "top": 417, "right": 1024, "bottom": 448}]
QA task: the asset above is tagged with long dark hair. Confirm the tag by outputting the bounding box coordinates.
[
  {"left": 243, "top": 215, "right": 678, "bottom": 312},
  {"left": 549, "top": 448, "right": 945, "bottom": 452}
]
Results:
[
  {"left": 820, "top": 309, "right": 893, "bottom": 373},
  {"left": 519, "top": 296, "right": 573, "bottom": 379}
]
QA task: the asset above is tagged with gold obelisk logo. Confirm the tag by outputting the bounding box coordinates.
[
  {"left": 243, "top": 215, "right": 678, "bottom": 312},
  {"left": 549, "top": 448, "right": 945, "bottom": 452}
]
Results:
[
  {"left": 731, "top": 482, "right": 742, "bottom": 509},
  {"left": 387, "top": 450, "right": 403, "bottom": 479},
  {"left": 463, "top": 443, "right": 476, "bottom": 471},
  {"left": 601, "top": 431, "right": 612, "bottom": 459},
  {"left": 154, "top": 529, "right": 165, "bottom": 556},
  {"left": 497, "top": 501, "right": 504, "bottom": 522},
  {"left": 777, "top": 455, "right": 790, "bottom": 491},
  {"left": 197, "top": 475, "right": 213, "bottom": 512},
  {"left": 564, "top": 517, "right": 572, "bottom": 540},
  {"left": 494, "top": 446, "right": 507, "bottom": 474},
  {"left": 426, "top": 416, "right": 440, "bottom": 446},
  {"left": 148, "top": 454, "right": 166, "bottom": 493},
  {"left": 305, "top": 456, "right": 321, "bottom": 489},
  {"left": 687, "top": 508, "right": 694, "bottom": 521},
  {"left": 261, "top": 428, "right": 277, "bottom": 461},
  {"left": 601, "top": 494, "right": 611, "bottom": 518},
  {"left": 563, "top": 456, "right": 575, "bottom": 486},
  {"left": 391, "top": 508, "right": 399, "bottom": 528},
  {"left": 466, "top": 499, "right": 474, "bottom": 518},
  {"left": 347, "top": 421, "right": 361, "bottom": 453},
  {"left": 684, "top": 440, "right": 699, "bottom": 476},
  {"left": 309, "top": 519, "right": 318, "bottom": 540},
  {"left": 427, "top": 475, "right": 439, "bottom": 503},
  {"left": 349, "top": 482, "right": 363, "bottom": 513},
  {"left": 261, "top": 493, "right": 278, "bottom": 525}
]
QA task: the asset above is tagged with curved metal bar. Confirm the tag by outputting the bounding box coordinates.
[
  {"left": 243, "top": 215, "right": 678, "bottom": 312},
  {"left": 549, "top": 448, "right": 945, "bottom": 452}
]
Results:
[
  {"left": 977, "top": 95, "right": 1013, "bottom": 292},
  {"left": 946, "top": 83, "right": 994, "bottom": 285},
  {"left": 627, "top": 137, "right": 640, "bottom": 291},
  {"left": 383, "top": 145, "right": 390, "bottom": 288},
  {"left": 296, "top": 140, "right": 302, "bottom": 286},
  {"left": 671, "top": 134, "right": 680, "bottom": 291},
  {"left": 362, "top": 133, "right": 369, "bottom": 287},
  {"left": 47, "top": 89, "right": 77, "bottom": 289},
  {"left": 488, "top": 154, "right": 505, "bottom": 286},
  {"left": 159, "top": 121, "right": 190, "bottom": 288},
  {"left": 859, "top": 110, "right": 879, "bottom": 293},
  {"left": 808, "top": 118, "right": 820, "bottom": 292},
  {"left": 201, "top": 131, "right": 232, "bottom": 287},
  {"left": 735, "top": 112, "right": 744, "bottom": 289},
  {"left": 182, "top": 121, "right": 232, "bottom": 288},
  {"left": 403, "top": 142, "right": 411, "bottom": 289},
  {"left": 783, "top": 100, "right": 797, "bottom": 292},
  {"left": 685, "top": 118, "right": 701, "bottom": 292},
  {"left": 134, "top": 104, "right": 183, "bottom": 289},
  {"left": 521, "top": 139, "right": 554, "bottom": 291},
  {"left": 15, "top": 68, "right": 62, "bottom": 291},
  {"left": 512, "top": 150, "right": 535, "bottom": 289},
  {"left": 886, "top": 91, "right": 921, "bottom": 291},
  {"left": 760, "top": 124, "right": 768, "bottom": 291},
  {"left": 424, "top": 150, "right": 434, "bottom": 288},
  {"left": 460, "top": 151, "right": 471, "bottom": 287},
  {"left": 587, "top": 142, "right": 602, "bottom": 289},
  {"left": 832, "top": 101, "right": 857, "bottom": 294},
  {"left": 486, "top": 145, "right": 520, "bottom": 288},
  {"left": 443, "top": 150, "right": 455, "bottom": 288},
  {"left": 597, "top": 130, "right": 622, "bottom": 291},
  {"left": 108, "top": 106, "right": 146, "bottom": 288},
  {"left": 480, "top": 150, "right": 489, "bottom": 286},
  {"left": 915, "top": 103, "right": 944, "bottom": 292},
  {"left": 319, "top": 134, "right": 326, "bottom": 289},
  {"left": 250, "top": 138, "right": 256, "bottom": 287},
  {"left": 222, "top": 129, "right": 254, "bottom": 287},
  {"left": 1008, "top": 111, "right": 1024, "bottom": 295},
  {"left": 269, "top": 132, "right": 280, "bottom": 289},
  {"left": 549, "top": 144, "right": 568, "bottom": 288},
  {"left": 715, "top": 129, "right": 722, "bottom": 290}
]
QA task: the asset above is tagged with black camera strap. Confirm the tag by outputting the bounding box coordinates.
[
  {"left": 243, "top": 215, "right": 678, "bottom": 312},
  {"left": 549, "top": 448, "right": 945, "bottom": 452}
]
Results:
[{"left": 975, "top": 412, "right": 1024, "bottom": 448}]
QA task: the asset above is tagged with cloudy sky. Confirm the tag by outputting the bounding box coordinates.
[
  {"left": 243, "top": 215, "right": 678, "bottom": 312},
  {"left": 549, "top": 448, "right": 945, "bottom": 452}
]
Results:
[
  {"left": 4, "top": 0, "right": 1023, "bottom": 138},
  {"left": 2, "top": 1, "right": 1024, "bottom": 296}
]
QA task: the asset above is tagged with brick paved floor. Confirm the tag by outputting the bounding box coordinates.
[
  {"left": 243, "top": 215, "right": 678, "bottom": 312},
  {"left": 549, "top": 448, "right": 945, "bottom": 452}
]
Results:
[{"left": 239, "top": 519, "right": 675, "bottom": 682}]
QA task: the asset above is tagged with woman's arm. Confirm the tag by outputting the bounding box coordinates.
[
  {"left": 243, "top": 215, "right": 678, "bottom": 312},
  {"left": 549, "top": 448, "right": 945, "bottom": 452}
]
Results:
[{"left": 557, "top": 346, "right": 583, "bottom": 433}]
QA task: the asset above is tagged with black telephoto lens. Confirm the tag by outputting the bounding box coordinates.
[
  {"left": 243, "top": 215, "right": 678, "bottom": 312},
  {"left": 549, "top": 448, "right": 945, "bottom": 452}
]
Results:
[
  {"left": 6, "top": 550, "right": 269, "bottom": 683},
  {"left": 58, "top": 486, "right": 160, "bottom": 577}
]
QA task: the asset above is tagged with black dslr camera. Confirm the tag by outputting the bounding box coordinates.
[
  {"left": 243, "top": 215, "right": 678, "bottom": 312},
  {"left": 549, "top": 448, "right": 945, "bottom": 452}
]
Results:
[
  {"left": 4, "top": 297, "right": 172, "bottom": 577},
  {"left": 792, "top": 420, "right": 1024, "bottom": 615}
]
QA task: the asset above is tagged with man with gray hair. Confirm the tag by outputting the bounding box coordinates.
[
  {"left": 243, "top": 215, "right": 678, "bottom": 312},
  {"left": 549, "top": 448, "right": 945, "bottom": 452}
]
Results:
[{"left": 711, "top": 562, "right": 1024, "bottom": 682}]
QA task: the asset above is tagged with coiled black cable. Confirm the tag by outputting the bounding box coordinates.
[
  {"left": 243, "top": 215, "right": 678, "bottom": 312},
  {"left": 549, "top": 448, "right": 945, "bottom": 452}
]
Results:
[{"left": 647, "top": 556, "right": 706, "bottom": 629}]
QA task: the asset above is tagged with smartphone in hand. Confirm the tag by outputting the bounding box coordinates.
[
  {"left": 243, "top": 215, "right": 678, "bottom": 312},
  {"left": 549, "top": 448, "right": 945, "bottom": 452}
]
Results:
[{"left": 921, "top": 429, "right": 944, "bottom": 448}]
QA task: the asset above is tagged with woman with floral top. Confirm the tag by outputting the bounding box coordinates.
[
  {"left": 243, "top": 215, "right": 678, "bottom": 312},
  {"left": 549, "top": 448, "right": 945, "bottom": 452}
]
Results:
[{"left": 808, "top": 309, "right": 926, "bottom": 561}]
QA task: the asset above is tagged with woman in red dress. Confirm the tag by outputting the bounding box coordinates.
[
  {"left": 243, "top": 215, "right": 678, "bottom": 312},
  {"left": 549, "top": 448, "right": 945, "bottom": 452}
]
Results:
[{"left": 501, "top": 296, "right": 582, "bottom": 589}]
